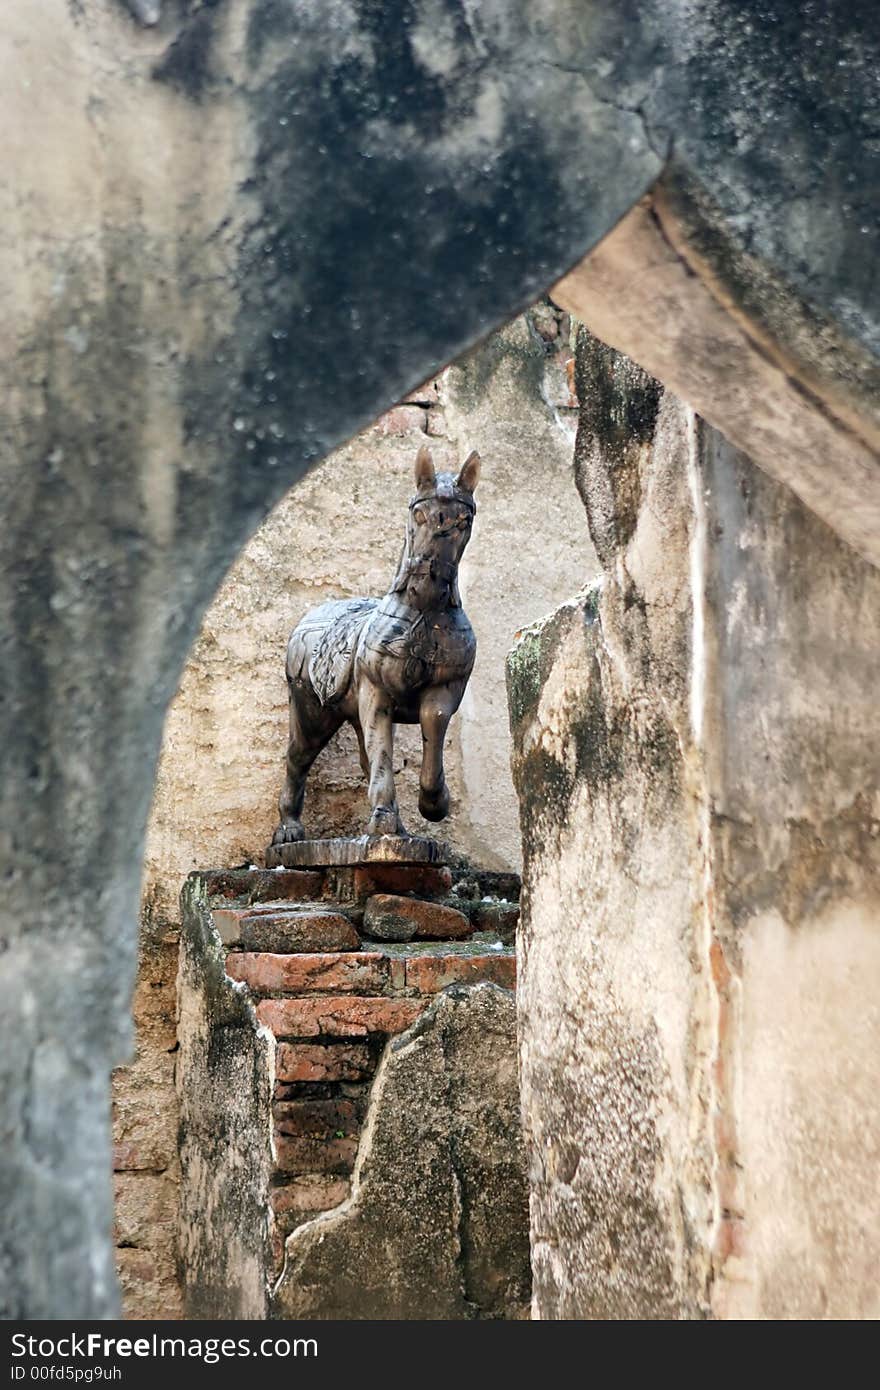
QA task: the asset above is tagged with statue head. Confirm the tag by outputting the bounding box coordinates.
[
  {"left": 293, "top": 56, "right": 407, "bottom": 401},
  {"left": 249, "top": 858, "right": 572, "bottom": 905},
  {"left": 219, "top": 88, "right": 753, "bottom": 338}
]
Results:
[
  {"left": 390, "top": 445, "right": 480, "bottom": 606},
  {"left": 411, "top": 441, "right": 479, "bottom": 554}
]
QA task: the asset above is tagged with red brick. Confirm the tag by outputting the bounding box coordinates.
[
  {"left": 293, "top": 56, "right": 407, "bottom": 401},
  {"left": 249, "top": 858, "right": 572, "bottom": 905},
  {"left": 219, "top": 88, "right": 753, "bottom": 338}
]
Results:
[
  {"left": 353, "top": 863, "right": 453, "bottom": 901},
  {"left": 218, "top": 908, "right": 359, "bottom": 953},
  {"left": 273, "top": 1098, "right": 362, "bottom": 1138},
  {"left": 374, "top": 404, "right": 427, "bottom": 435},
  {"left": 199, "top": 869, "right": 256, "bottom": 900},
  {"left": 363, "top": 893, "right": 472, "bottom": 941},
  {"left": 405, "top": 953, "right": 516, "bottom": 994},
  {"left": 258, "top": 995, "right": 425, "bottom": 1039},
  {"left": 270, "top": 1176, "right": 350, "bottom": 1215},
  {"left": 275, "top": 1042, "right": 374, "bottom": 1082},
  {"left": 226, "top": 951, "right": 390, "bottom": 996},
  {"left": 274, "top": 1134, "right": 358, "bottom": 1175}
]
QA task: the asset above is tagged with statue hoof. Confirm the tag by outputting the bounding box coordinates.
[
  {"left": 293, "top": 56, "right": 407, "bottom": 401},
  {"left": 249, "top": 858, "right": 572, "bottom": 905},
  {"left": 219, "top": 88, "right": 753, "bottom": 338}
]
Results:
[
  {"left": 366, "top": 807, "right": 402, "bottom": 837},
  {"left": 419, "top": 786, "right": 450, "bottom": 822},
  {"left": 271, "top": 820, "right": 305, "bottom": 845}
]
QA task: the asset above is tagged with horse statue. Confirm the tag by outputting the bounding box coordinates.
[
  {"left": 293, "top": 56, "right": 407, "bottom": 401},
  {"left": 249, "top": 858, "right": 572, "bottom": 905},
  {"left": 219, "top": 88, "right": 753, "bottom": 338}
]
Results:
[{"left": 272, "top": 444, "right": 481, "bottom": 844}]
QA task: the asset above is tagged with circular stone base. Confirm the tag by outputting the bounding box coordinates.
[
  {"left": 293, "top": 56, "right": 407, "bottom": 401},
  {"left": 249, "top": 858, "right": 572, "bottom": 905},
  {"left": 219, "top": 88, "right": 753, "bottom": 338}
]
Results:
[{"left": 264, "top": 834, "right": 451, "bottom": 869}]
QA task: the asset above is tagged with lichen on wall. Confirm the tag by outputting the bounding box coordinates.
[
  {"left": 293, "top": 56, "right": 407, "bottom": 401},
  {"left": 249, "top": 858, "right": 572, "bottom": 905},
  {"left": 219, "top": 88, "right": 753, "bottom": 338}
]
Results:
[{"left": 176, "top": 877, "right": 274, "bottom": 1320}]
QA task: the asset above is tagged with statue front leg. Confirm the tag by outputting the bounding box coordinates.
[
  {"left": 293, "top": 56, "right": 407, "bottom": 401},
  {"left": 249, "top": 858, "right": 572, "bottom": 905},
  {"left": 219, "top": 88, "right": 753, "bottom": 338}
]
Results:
[
  {"left": 418, "top": 683, "right": 461, "bottom": 822},
  {"left": 358, "top": 679, "right": 404, "bottom": 836}
]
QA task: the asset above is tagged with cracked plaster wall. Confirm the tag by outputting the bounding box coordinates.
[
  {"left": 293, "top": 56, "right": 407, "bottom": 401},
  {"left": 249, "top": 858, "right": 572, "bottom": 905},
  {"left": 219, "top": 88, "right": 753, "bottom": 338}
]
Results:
[
  {"left": 1, "top": 0, "right": 644, "bottom": 1318},
  {"left": 4, "top": 0, "right": 879, "bottom": 1319},
  {"left": 508, "top": 331, "right": 880, "bottom": 1319}
]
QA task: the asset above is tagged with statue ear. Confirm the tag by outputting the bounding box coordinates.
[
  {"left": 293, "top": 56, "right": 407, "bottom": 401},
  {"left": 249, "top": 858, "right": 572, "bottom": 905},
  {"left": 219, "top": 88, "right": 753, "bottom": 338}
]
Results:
[
  {"left": 414, "top": 444, "right": 435, "bottom": 491},
  {"left": 456, "top": 450, "right": 481, "bottom": 493}
]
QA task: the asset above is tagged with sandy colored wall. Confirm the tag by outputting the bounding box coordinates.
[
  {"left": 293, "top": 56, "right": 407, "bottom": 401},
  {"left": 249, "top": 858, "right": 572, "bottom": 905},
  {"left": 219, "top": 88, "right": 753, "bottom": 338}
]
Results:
[{"left": 114, "top": 304, "right": 596, "bottom": 1317}]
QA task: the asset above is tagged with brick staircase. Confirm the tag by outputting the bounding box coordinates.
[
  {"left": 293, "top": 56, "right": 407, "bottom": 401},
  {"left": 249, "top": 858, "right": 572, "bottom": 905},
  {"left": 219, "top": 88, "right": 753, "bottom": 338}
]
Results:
[{"left": 202, "top": 860, "right": 519, "bottom": 1268}]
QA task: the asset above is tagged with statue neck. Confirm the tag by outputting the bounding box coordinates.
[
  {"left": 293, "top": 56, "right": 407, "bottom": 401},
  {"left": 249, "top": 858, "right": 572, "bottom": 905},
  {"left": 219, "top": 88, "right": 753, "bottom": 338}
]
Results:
[{"left": 387, "top": 553, "right": 460, "bottom": 612}]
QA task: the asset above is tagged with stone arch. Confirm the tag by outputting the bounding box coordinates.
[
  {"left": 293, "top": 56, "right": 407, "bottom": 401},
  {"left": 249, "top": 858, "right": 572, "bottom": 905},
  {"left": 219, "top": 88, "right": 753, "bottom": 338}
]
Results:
[{"left": 1, "top": 0, "right": 878, "bottom": 1317}]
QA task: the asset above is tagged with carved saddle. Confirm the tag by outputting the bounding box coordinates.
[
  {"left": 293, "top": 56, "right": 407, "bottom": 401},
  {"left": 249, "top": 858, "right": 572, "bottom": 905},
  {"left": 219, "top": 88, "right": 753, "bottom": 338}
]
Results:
[{"left": 306, "top": 598, "right": 377, "bottom": 707}]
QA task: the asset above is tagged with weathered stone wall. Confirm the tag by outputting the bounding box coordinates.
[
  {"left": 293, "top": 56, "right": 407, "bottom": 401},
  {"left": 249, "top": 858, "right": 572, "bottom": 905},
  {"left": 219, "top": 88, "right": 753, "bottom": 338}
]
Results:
[
  {"left": 115, "top": 304, "right": 590, "bottom": 1317},
  {"left": 2, "top": 0, "right": 655, "bottom": 1319},
  {"left": 5, "top": 0, "right": 880, "bottom": 1320},
  {"left": 113, "top": 938, "right": 182, "bottom": 1319},
  {"left": 508, "top": 333, "right": 880, "bottom": 1319}
]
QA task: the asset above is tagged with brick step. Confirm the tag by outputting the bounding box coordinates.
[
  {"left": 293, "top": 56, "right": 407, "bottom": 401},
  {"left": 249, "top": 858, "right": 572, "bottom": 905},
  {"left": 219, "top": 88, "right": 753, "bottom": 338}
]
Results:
[
  {"left": 257, "top": 995, "right": 426, "bottom": 1039},
  {"left": 201, "top": 864, "right": 519, "bottom": 914},
  {"left": 195, "top": 859, "right": 521, "bottom": 1280},
  {"left": 403, "top": 953, "right": 516, "bottom": 993},
  {"left": 275, "top": 1134, "right": 358, "bottom": 1176},
  {"left": 228, "top": 949, "right": 515, "bottom": 998},
  {"left": 270, "top": 1176, "right": 351, "bottom": 1220},
  {"left": 217, "top": 896, "right": 519, "bottom": 950},
  {"left": 203, "top": 868, "right": 325, "bottom": 903},
  {"left": 269, "top": 1176, "right": 352, "bottom": 1264},
  {"left": 274, "top": 1096, "right": 365, "bottom": 1138},
  {"left": 228, "top": 951, "right": 395, "bottom": 995}
]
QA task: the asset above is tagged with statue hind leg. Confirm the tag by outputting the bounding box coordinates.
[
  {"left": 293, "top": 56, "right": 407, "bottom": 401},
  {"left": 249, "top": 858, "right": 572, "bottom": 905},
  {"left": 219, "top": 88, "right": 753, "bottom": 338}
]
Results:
[{"left": 272, "top": 677, "right": 343, "bottom": 844}]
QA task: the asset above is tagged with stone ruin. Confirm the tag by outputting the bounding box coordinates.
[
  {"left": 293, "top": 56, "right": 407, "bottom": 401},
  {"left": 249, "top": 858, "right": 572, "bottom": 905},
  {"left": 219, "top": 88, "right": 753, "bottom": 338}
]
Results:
[
  {"left": 2, "top": 0, "right": 879, "bottom": 1323},
  {"left": 178, "top": 859, "right": 528, "bottom": 1319}
]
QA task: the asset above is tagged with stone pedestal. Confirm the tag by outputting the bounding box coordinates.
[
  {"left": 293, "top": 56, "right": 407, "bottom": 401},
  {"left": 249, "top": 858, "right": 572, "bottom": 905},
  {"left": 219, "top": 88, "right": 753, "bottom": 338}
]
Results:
[
  {"left": 178, "top": 858, "right": 527, "bottom": 1319},
  {"left": 265, "top": 834, "right": 450, "bottom": 869}
]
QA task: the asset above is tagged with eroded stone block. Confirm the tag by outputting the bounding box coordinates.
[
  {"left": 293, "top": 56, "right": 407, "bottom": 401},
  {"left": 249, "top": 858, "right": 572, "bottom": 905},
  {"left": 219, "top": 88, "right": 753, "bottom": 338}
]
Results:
[
  {"left": 363, "top": 893, "right": 471, "bottom": 942},
  {"left": 221, "top": 908, "right": 360, "bottom": 954},
  {"left": 227, "top": 951, "right": 390, "bottom": 997}
]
